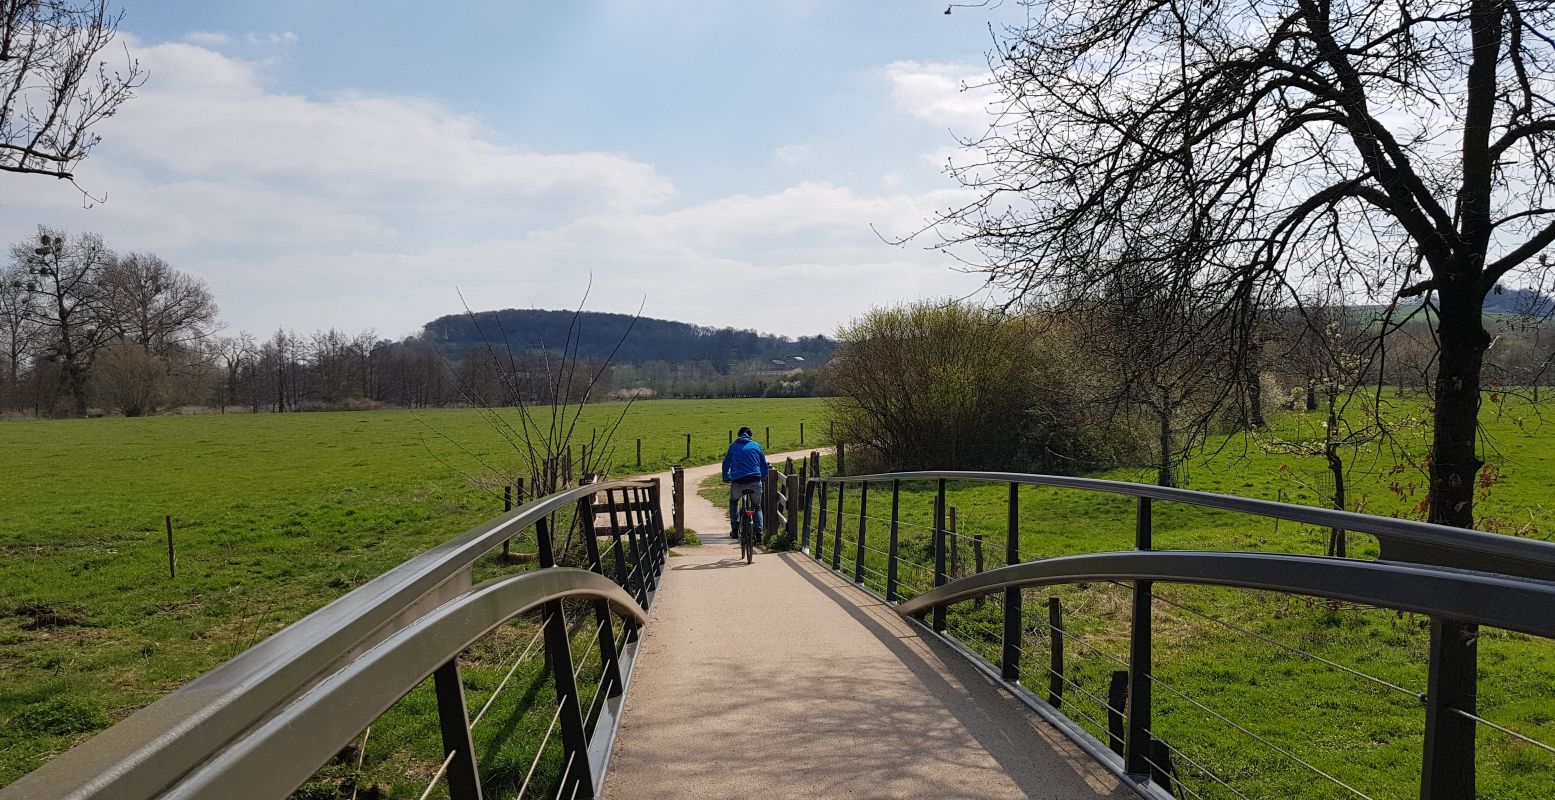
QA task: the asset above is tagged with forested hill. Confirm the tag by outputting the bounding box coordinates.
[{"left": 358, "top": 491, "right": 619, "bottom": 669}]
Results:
[{"left": 421, "top": 309, "right": 835, "bottom": 366}]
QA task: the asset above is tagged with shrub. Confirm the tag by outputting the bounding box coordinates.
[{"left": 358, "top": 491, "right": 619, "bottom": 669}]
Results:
[{"left": 827, "top": 301, "right": 1117, "bottom": 473}]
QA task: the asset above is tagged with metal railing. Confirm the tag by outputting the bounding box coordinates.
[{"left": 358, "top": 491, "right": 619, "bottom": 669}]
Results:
[
  {"left": 801, "top": 470, "right": 1555, "bottom": 800},
  {"left": 4, "top": 478, "right": 673, "bottom": 800}
]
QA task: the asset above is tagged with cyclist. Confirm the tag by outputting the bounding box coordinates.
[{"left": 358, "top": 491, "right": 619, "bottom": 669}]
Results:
[{"left": 722, "top": 426, "right": 768, "bottom": 538}]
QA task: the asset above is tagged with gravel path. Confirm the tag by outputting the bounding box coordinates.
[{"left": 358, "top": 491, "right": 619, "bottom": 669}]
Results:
[{"left": 601, "top": 452, "right": 1126, "bottom": 799}]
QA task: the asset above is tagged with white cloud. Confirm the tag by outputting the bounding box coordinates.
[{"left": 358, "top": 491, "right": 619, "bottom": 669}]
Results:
[
  {"left": 0, "top": 41, "right": 984, "bottom": 339},
  {"left": 882, "top": 60, "right": 998, "bottom": 133}
]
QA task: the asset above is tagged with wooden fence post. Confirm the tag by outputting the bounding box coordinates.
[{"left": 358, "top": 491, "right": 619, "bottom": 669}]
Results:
[
  {"left": 948, "top": 507, "right": 960, "bottom": 578},
  {"left": 165, "top": 516, "right": 176, "bottom": 580}
]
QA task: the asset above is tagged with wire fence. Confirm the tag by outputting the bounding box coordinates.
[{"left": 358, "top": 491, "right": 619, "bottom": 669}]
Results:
[{"left": 802, "top": 472, "right": 1555, "bottom": 800}]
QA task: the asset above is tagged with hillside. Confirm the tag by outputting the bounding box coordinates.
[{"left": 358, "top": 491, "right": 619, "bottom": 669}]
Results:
[{"left": 422, "top": 309, "right": 834, "bottom": 369}]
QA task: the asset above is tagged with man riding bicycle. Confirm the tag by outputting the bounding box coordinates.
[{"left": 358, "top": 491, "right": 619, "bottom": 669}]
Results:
[{"left": 722, "top": 426, "right": 768, "bottom": 538}]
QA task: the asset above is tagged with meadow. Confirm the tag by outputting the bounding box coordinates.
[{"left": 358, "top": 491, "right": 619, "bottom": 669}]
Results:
[
  {"left": 0, "top": 397, "right": 828, "bottom": 791},
  {"left": 795, "top": 394, "right": 1555, "bottom": 800},
  {"left": 8, "top": 391, "right": 1555, "bottom": 798}
]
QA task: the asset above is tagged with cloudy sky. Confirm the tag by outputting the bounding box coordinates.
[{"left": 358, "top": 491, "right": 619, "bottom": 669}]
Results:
[{"left": 0, "top": 1, "right": 1026, "bottom": 340}]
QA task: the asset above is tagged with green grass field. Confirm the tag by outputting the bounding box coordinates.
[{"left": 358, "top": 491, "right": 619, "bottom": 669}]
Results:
[
  {"left": 0, "top": 398, "right": 828, "bottom": 791},
  {"left": 7, "top": 392, "right": 1555, "bottom": 798},
  {"left": 807, "top": 395, "right": 1555, "bottom": 799}
]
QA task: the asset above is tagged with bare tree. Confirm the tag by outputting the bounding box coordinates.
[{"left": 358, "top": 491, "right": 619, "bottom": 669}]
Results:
[
  {"left": 213, "top": 332, "right": 255, "bottom": 413},
  {"left": 1263, "top": 301, "right": 1398, "bottom": 554},
  {"left": 101, "top": 253, "right": 218, "bottom": 357},
  {"left": 938, "top": 0, "right": 1555, "bottom": 530},
  {"left": 0, "top": 0, "right": 142, "bottom": 181},
  {"left": 1077, "top": 263, "right": 1244, "bottom": 487},
  {"left": 0, "top": 262, "right": 43, "bottom": 409},
  {"left": 11, "top": 226, "right": 115, "bottom": 416}
]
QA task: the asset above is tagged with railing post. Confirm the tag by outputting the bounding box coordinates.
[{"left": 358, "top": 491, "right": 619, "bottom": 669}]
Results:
[
  {"left": 816, "top": 481, "right": 829, "bottom": 562},
  {"left": 886, "top": 479, "right": 901, "bottom": 602},
  {"left": 949, "top": 506, "right": 960, "bottom": 578},
  {"left": 502, "top": 485, "right": 513, "bottom": 561},
  {"left": 786, "top": 473, "right": 800, "bottom": 543},
  {"left": 766, "top": 467, "right": 780, "bottom": 540},
  {"left": 831, "top": 481, "right": 845, "bottom": 571},
  {"left": 1108, "top": 670, "right": 1129, "bottom": 756},
  {"left": 579, "top": 495, "right": 624, "bottom": 697},
  {"left": 854, "top": 482, "right": 868, "bottom": 584},
  {"left": 1125, "top": 496, "right": 1153, "bottom": 778},
  {"left": 433, "top": 659, "right": 483, "bottom": 800},
  {"left": 1048, "top": 596, "right": 1064, "bottom": 707},
  {"left": 671, "top": 466, "right": 685, "bottom": 543},
  {"left": 1002, "top": 481, "right": 1021, "bottom": 682},
  {"left": 802, "top": 479, "right": 816, "bottom": 552},
  {"left": 536, "top": 516, "right": 596, "bottom": 797},
  {"left": 648, "top": 479, "right": 669, "bottom": 565},
  {"left": 933, "top": 479, "right": 948, "bottom": 632},
  {"left": 603, "top": 490, "right": 638, "bottom": 641},
  {"left": 1421, "top": 617, "right": 1477, "bottom": 800},
  {"left": 614, "top": 490, "right": 649, "bottom": 607},
  {"left": 633, "top": 488, "right": 661, "bottom": 591}
]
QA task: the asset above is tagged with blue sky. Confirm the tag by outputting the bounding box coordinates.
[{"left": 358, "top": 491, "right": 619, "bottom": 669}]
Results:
[{"left": 0, "top": 2, "right": 1026, "bottom": 338}]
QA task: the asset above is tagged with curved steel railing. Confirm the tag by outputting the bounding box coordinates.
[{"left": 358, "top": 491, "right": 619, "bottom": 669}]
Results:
[
  {"left": 809, "top": 470, "right": 1555, "bottom": 578},
  {"left": 802, "top": 469, "right": 1555, "bottom": 800},
  {"left": 4, "top": 477, "right": 669, "bottom": 800},
  {"left": 165, "top": 569, "right": 644, "bottom": 799},
  {"left": 895, "top": 551, "right": 1555, "bottom": 639}
]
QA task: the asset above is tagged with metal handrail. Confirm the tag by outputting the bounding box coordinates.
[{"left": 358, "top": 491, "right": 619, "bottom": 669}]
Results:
[
  {"left": 158, "top": 569, "right": 645, "bottom": 799},
  {"left": 895, "top": 551, "right": 1555, "bottom": 639},
  {"left": 808, "top": 470, "right": 1555, "bottom": 577},
  {"left": 3, "top": 478, "right": 660, "bottom": 800},
  {"left": 802, "top": 469, "right": 1555, "bottom": 800}
]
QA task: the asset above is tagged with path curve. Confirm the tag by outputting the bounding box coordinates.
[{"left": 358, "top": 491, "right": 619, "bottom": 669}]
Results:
[{"left": 604, "top": 452, "right": 1126, "bottom": 799}]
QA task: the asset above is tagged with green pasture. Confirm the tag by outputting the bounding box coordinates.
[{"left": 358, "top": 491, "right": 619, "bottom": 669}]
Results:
[
  {"left": 809, "top": 395, "right": 1555, "bottom": 799},
  {"left": 0, "top": 397, "right": 827, "bottom": 791}
]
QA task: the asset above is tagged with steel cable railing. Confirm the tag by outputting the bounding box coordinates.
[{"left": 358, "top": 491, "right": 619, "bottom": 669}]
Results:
[{"left": 801, "top": 468, "right": 1555, "bottom": 800}]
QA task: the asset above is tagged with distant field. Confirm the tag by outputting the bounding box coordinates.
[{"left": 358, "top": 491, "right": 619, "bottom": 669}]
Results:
[{"left": 0, "top": 397, "right": 829, "bottom": 788}]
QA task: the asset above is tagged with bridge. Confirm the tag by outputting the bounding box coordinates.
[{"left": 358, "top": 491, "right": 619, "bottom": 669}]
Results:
[{"left": 5, "top": 450, "right": 1555, "bottom": 799}]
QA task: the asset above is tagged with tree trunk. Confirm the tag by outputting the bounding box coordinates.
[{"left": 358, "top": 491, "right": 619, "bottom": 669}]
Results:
[
  {"left": 1326, "top": 396, "right": 1346, "bottom": 557},
  {"left": 1305, "top": 382, "right": 1318, "bottom": 411},
  {"left": 1430, "top": 290, "right": 1489, "bottom": 529},
  {"left": 1157, "top": 408, "right": 1175, "bottom": 488},
  {"left": 1244, "top": 363, "right": 1265, "bottom": 429}
]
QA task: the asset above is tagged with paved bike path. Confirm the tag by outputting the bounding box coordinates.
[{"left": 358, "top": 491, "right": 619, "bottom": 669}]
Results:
[{"left": 602, "top": 453, "right": 1125, "bottom": 799}]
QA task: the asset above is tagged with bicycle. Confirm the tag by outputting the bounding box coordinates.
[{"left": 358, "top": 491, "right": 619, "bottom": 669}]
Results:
[{"left": 737, "top": 486, "right": 758, "bottom": 564}]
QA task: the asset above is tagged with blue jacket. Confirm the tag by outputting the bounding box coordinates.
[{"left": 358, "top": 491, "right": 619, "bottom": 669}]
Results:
[{"left": 722, "top": 434, "right": 768, "bottom": 482}]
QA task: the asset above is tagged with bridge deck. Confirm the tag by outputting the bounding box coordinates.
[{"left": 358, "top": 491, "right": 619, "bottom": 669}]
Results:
[{"left": 603, "top": 457, "right": 1125, "bottom": 799}]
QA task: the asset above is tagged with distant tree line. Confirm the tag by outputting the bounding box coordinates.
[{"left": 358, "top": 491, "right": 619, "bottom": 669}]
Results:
[
  {"left": 423, "top": 309, "right": 834, "bottom": 370},
  {"left": 1, "top": 227, "right": 836, "bottom": 417}
]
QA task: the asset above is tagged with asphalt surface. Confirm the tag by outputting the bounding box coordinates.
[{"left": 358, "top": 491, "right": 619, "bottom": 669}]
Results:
[{"left": 601, "top": 453, "right": 1126, "bottom": 799}]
